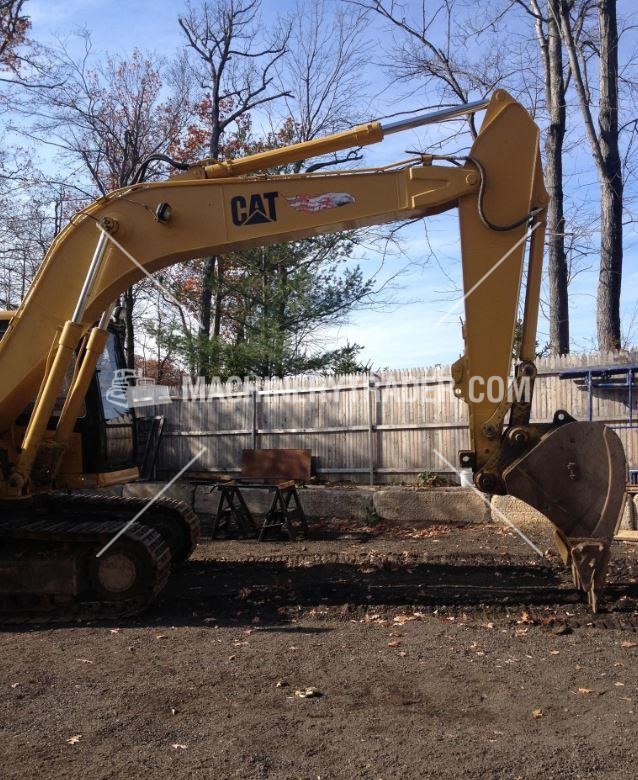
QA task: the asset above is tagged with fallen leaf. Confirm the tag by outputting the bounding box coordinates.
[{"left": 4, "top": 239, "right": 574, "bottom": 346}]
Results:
[
  {"left": 550, "top": 650, "right": 560, "bottom": 656},
  {"left": 109, "top": 628, "right": 121, "bottom": 634},
  {"left": 275, "top": 680, "right": 288, "bottom": 688},
  {"left": 294, "top": 687, "right": 322, "bottom": 699},
  {"left": 393, "top": 613, "right": 419, "bottom": 626},
  {"left": 578, "top": 687, "right": 606, "bottom": 696},
  {"left": 74, "top": 658, "right": 94, "bottom": 664},
  {"left": 170, "top": 743, "right": 187, "bottom": 751},
  {"left": 228, "top": 655, "right": 236, "bottom": 661},
  {"left": 532, "top": 708, "right": 543, "bottom": 719},
  {"left": 398, "top": 651, "right": 408, "bottom": 657},
  {"left": 388, "top": 640, "right": 401, "bottom": 648},
  {"left": 155, "top": 635, "right": 167, "bottom": 640},
  {"left": 66, "top": 735, "right": 82, "bottom": 745},
  {"left": 620, "top": 640, "right": 638, "bottom": 649}
]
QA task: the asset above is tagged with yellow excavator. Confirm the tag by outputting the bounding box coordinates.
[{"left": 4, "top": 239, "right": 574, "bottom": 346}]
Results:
[{"left": 0, "top": 90, "right": 627, "bottom": 621}]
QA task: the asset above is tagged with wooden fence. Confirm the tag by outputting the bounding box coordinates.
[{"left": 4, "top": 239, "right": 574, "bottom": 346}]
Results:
[{"left": 144, "top": 350, "right": 638, "bottom": 483}]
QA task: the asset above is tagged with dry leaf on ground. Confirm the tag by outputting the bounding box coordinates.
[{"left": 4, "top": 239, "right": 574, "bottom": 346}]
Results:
[{"left": 294, "top": 687, "right": 322, "bottom": 699}]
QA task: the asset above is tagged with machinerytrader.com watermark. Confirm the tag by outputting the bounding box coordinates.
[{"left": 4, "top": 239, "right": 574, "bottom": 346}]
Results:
[{"left": 107, "top": 370, "right": 533, "bottom": 411}]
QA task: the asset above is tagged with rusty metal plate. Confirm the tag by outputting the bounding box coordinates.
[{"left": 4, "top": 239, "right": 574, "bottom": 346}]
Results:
[{"left": 241, "top": 449, "right": 311, "bottom": 481}]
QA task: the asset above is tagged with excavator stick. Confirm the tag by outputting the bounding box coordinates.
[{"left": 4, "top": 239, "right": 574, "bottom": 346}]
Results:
[
  {"left": 503, "top": 417, "right": 627, "bottom": 611},
  {"left": 449, "top": 91, "right": 628, "bottom": 611}
]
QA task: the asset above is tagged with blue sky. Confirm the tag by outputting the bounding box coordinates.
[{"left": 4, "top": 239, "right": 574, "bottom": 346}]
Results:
[{"left": 25, "top": 0, "right": 638, "bottom": 369}]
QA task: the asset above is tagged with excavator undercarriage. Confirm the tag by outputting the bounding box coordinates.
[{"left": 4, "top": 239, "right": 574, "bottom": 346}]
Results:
[
  {"left": 0, "top": 493, "right": 199, "bottom": 623},
  {"left": 0, "top": 89, "right": 628, "bottom": 620}
]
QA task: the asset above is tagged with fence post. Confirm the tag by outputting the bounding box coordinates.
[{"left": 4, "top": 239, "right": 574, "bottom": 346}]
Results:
[
  {"left": 367, "top": 378, "right": 377, "bottom": 485},
  {"left": 251, "top": 389, "right": 259, "bottom": 449}
]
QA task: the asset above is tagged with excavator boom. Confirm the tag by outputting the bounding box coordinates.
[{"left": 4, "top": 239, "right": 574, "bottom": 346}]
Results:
[{"left": 0, "top": 90, "right": 627, "bottom": 618}]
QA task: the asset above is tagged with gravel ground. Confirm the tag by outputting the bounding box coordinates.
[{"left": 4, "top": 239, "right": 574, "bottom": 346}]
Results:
[{"left": 2, "top": 521, "right": 638, "bottom": 779}]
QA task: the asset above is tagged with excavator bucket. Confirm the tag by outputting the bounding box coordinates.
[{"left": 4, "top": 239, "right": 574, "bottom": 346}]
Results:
[{"left": 503, "top": 419, "right": 627, "bottom": 612}]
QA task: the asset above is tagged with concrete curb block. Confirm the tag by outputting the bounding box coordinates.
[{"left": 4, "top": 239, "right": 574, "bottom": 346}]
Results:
[
  {"left": 297, "top": 487, "right": 374, "bottom": 520},
  {"left": 492, "top": 493, "right": 638, "bottom": 533},
  {"left": 90, "top": 482, "right": 638, "bottom": 533},
  {"left": 374, "top": 487, "right": 490, "bottom": 524},
  {"left": 490, "top": 494, "right": 548, "bottom": 530},
  {"left": 620, "top": 495, "right": 638, "bottom": 531}
]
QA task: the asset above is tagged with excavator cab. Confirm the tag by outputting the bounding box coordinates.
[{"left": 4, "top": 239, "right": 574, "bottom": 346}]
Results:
[
  {"left": 1, "top": 316, "right": 138, "bottom": 489},
  {"left": 0, "top": 310, "right": 15, "bottom": 339},
  {"left": 77, "top": 328, "right": 137, "bottom": 485}
]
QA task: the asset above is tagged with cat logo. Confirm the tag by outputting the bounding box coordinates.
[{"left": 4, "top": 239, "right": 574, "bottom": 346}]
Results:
[{"left": 230, "top": 191, "right": 279, "bottom": 226}]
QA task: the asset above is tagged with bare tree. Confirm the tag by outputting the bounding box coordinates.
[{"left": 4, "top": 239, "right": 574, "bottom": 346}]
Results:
[
  {"left": 278, "top": 0, "right": 368, "bottom": 140},
  {"left": 0, "top": 0, "right": 28, "bottom": 73},
  {"left": 558, "top": 0, "right": 624, "bottom": 350},
  {"left": 17, "top": 37, "right": 193, "bottom": 366},
  {"left": 349, "top": 0, "right": 510, "bottom": 140},
  {"left": 0, "top": 0, "right": 64, "bottom": 90},
  {"left": 178, "top": 0, "right": 291, "bottom": 378},
  {"left": 511, "top": 0, "right": 571, "bottom": 354},
  {"left": 0, "top": 147, "right": 72, "bottom": 308}
]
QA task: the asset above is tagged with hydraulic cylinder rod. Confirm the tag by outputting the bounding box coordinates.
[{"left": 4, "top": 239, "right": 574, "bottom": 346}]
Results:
[
  {"left": 203, "top": 98, "right": 490, "bottom": 180},
  {"left": 52, "top": 303, "right": 116, "bottom": 457},
  {"left": 8, "top": 233, "right": 110, "bottom": 493}
]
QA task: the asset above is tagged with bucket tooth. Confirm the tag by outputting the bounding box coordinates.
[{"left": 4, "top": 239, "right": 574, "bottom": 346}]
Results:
[
  {"left": 569, "top": 539, "right": 611, "bottom": 613},
  {"left": 503, "top": 421, "right": 626, "bottom": 611}
]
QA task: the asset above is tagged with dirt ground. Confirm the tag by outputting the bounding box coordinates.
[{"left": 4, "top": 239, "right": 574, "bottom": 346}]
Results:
[{"left": 2, "top": 520, "right": 638, "bottom": 779}]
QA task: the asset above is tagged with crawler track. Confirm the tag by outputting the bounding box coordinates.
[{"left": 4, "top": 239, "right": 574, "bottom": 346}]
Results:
[
  {"left": 0, "top": 492, "right": 200, "bottom": 624},
  {"left": 45, "top": 492, "right": 200, "bottom": 567}
]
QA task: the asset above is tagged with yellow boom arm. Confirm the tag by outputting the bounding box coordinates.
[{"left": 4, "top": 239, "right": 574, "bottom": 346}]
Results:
[{"left": 0, "top": 91, "right": 536, "bottom": 444}]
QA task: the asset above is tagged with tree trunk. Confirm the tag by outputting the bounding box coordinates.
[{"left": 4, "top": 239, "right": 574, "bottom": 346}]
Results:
[
  {"left": 545, "top": 0, "right": 569, "bottom": 354},
  {"left": 197, "top": 118, "right": 222, "bottom": 378},
  {"left": 197, "top": 255, "right": 216, "bottom": 377},
  {"left": 275, "top": 264, "right": 288, "bottom": 377},
  {"left": 596, "top": 0, "right": 623, "bottom": 350},
  {"left": 213, "top": 259, "right": 224, "bottom": 338},
  {"left": 123, "top": 287, "right": 135, "bottom": 370}
]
